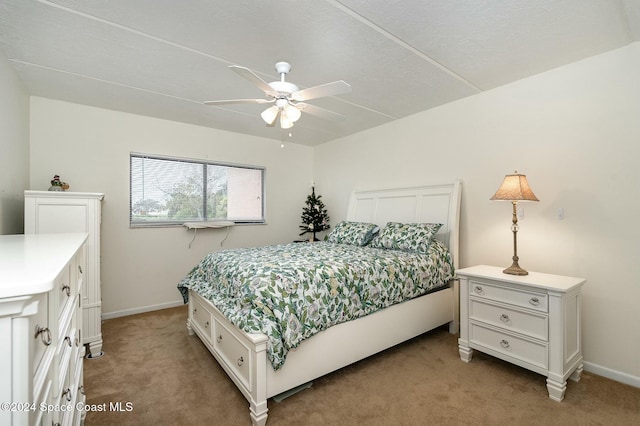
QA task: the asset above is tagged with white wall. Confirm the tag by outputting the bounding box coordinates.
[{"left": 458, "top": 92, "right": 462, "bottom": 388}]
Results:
[
  {"left": 314, "top": 43, "right": 640, "bottom": 386},
  {"left": 29, "top": 98, "right": 314, "bottom": 317},
  {"left": 0, "top": 50, "right": 29, "bottom": 235}
]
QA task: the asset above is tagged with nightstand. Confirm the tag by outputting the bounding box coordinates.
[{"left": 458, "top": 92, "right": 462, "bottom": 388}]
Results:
[{"left": 457, "top": 265, "right": 586, "bottom": 401}]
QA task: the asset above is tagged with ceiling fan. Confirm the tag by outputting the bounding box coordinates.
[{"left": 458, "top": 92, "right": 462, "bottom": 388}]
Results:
[{"left": 204, "top": 61, "right": 351, "bottom": 129}]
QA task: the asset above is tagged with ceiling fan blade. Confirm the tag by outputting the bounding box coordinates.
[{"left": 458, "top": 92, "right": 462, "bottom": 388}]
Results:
[
  {"left": 291, "top": 80, "right": 351, "bottom": 102},
  {"left": 296, "top": 103, "right": 346, "bottom": 121},
  {"left": 229, "top": 65, "right": 277, "bottom": 97},
  {"left": 204, "top": 98, "right": 273, "bottom": 105}
]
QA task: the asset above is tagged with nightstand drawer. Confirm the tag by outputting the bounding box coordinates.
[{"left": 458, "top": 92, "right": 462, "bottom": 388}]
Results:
[
  {"left": 469, "top": 280, "right": 548, "bottom": 312},
  {"left": 470, "top": 299, "right": 548, "bottom": 341},
  {"left": 470, "top": 322, "right": 548, "bottom": 370}
]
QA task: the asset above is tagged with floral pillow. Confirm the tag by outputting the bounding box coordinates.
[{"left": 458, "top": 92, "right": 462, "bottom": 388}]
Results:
[
  {"left": 327, "top": 221, "right": 380, "bottom": 246},
  {"left": 369, "top": 222, "right": 443, "bottom": 253}
]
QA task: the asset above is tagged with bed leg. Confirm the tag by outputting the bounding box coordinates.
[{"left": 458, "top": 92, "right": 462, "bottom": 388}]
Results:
[
  {"left": 249, "top": 402, "right": 268, "bottom": 426},
  {"left": 186, "top": 319, "right": 194, "bottom": 336}
]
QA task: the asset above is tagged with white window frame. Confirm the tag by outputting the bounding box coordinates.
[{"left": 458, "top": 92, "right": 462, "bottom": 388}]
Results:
[{"left": 130, "top": 152, "right": 265, "bottom": 227}]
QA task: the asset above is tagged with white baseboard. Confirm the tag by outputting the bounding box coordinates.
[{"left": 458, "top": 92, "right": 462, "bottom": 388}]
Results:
[
  {"left": 101, "top": 300, "right": 185, "bottom": 320},
  {"left": 583, "top": 361, "right": 640, "bottom": 388}
]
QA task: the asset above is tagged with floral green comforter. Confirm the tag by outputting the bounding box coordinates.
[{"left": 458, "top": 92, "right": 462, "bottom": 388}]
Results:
[{"left": 177, "top": 240, "right": 454, "bottom": 370}]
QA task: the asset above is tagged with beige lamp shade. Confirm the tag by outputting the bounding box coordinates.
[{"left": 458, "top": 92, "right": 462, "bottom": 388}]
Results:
[{"left": 490, "top": 172, "right": 539, "bottom": 202}]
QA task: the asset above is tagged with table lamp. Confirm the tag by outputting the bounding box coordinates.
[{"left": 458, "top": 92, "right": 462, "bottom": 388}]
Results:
[{"left": 490, "top": 171, "right": 539, "bottom": 275}]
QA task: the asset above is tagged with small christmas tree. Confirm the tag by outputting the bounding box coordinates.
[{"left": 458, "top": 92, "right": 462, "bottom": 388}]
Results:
[{"left": 299, "top": 186, "right": 330, "bottom": 241}]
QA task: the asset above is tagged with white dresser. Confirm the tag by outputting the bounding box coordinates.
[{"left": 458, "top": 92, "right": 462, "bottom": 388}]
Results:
[
  {"left": 457, "top": 265, "right": 585, "bottom": 401},
  {"left": 0, "top": 233, "right": 88, "bottom": 425},
  {"left": 25, "top": 191, "right": 105, "bottom": 358}
]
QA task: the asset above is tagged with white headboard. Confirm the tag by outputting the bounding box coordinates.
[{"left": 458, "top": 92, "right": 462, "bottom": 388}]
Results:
[{"left": 346, "top": 181, "right": 462, "bottom": 268}]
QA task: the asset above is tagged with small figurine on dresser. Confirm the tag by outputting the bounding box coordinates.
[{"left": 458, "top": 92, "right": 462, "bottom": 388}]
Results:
[{"left": 48, "top": 174, "right": 70, "bottom": 191}]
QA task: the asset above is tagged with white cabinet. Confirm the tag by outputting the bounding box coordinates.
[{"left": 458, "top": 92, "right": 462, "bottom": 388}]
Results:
[
  {"left": 25, "top": 190, "right": 105, "bottom": 358},
  {"left": 457, "top": 265, "right": 585, "bottom": 401},
  {"left": 0, "top": 233, "right": 87, "bottom": 426}
]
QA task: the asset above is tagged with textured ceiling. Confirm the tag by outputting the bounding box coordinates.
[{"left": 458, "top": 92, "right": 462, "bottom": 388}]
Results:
[{"left": 1, "top": 0, "right": 639, "bottom": 146}]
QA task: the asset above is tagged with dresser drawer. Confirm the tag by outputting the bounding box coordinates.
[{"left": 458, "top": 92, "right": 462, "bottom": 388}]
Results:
[
  {"left": 470, "top": 322, "right": 548, "bottom": 370},
  {"left": 75, "top": 248, "right": 86, "bottom": 295},
  {"left": 53, "top": 360, "right": 74, "bottom": 426},
  {"left": 214, "top": 319, "right": 250, "bottom": 388},
  {"left": 469, "top": 279, "right": 548, "bottom": 312},
  {"left": 470, "top": 299, "right": 548, "bottom": 341},
  {"left": 57, "top": 327, "right": 74, "bottom": 394},
  {"left": 71, "top": 327, "right": 83, "bottom": 361},
  {"left": 56, "top": 263, "right": 73, "bottom": 319},
  {"left": 191, "top": 297, "right": 213, "bottom": 343},
  {"left": 32, "top": 292, "right": 51, "bottom": 373},
  {"left": 33, "top": 378, "right": 52, "bottom": 426}
]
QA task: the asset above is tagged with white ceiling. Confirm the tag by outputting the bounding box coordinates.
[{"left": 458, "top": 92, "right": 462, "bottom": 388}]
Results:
[{"left": 1, "top": 0, "right": 639, "bottom": 146}]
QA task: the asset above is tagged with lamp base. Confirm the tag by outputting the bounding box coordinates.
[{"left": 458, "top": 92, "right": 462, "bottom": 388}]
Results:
[{"left": 503, "top": 261, "right": 529, "bottom": 276}]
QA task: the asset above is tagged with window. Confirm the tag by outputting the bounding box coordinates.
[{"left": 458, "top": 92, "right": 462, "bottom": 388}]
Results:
[{"left": 130, "top": 153, "right": 265, "bottom": 227}]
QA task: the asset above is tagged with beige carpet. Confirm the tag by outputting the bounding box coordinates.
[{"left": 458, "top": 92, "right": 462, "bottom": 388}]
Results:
[{"left": 84, "top": 306, "right": 639, "bottom": 425}]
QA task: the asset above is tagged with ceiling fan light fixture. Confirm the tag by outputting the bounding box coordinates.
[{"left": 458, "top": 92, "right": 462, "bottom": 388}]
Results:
[
  {"left": 284, "top": 104, "right": 301, "bottom": 122},
  {"left": 280, "top": 112, "right": 294, "bottom": 129},
  {"left": 261, "top": 105, "right": 279, "bottom": 125},
  {"left": 207, "top": 61, "right": 351, "bottom": 130}
]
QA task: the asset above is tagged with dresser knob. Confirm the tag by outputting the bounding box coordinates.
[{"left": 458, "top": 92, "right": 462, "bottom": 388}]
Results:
[
  {"left": 473, "top": 286, "right": 484, "bottom": 295},
  {"left": 34, "top": 325, "right": 52, "bottom": 346},
  {"left": 529, "top": 297, "right": 540, "bottom": 306},
  {"left": 500, "top": 314, "right": 510, "bottom": 323},
  {"left": 500, "top": 339, "right": 510, "bottom": 349},
  {"left": 64, "top": 336, "right": 72, "bottom": 347},
  {"left": 62, "top": 284, "right": 71, "bottom": 297},
  {"left": 78, "top": 265, "right": 83, "bottom": 274},
  {"left": 205, "top": 321, "right": 209, "bottom": 329},
  {"left": 217, "top": 335, "right": 223, "bottom": 343},
  {"left": 62, "top": 387, "right": 72, "bottom": 402},
  {"left": 237, "top": 356, "right": 244, "bottom": 367}
]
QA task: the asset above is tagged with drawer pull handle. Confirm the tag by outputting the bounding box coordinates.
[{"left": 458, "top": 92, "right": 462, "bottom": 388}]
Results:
[
  {"left": 62, "top": 387, "right": 72, "bottom": 402},
  {"left": 78, "top": 265, "right": 83, "bottom": 274},
  {"left": 205, "top": 321, "right": 209, "bottom": 329},
  {"left": 79, "top": 385, "right": 85, "bottom": 395},
  {"left": 217, "top": 335, "right": 223, "bottom": 343},
  {"left": 62, "top": 284, "right": 71, "bottom": 297},
  {"left": 193, "top": 307, "right": 197, "bottom": 315},
  {"left": 237, "top": 356, "right": 244, "bottom": 367},
  {"left": 64, "top": 336, "right": 72, "bottom": 347},
  {"left": 500, "top": 314, "right": 510, "bottom": 323},
  {"left": 500, "top": 339, "right": 510, "bottom": 349},
  {"left": 34, "top": 325, "right": 52, "bottom": 346},
  {"left": 473, "top": 286, "right": 484, "bottom": 295},
  {"left": 529, "top": 297, "right": 540, "bottom": 306}
]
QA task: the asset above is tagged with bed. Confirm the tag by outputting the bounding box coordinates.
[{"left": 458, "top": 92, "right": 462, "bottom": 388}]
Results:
[{"left": 178, "top": 181, "right": 462, "bottom": 425}]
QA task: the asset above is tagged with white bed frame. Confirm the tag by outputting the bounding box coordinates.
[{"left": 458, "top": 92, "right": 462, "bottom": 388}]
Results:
[{"left": 186, "top": 181, "right": 462, "bottom": 425}]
